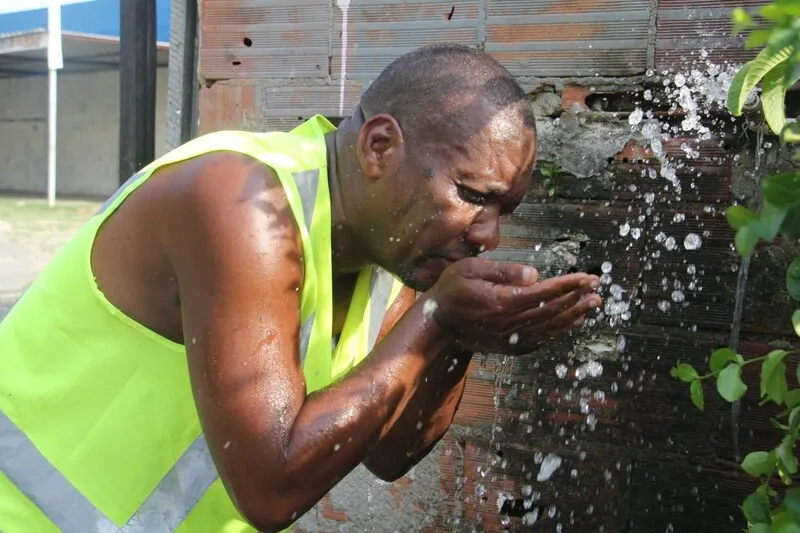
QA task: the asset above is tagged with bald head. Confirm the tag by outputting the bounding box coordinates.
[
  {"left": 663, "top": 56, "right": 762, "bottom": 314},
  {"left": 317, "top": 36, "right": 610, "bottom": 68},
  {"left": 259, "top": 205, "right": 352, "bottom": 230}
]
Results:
[{"left": 358, "top": 43, "right": 536, "bottom": 147}]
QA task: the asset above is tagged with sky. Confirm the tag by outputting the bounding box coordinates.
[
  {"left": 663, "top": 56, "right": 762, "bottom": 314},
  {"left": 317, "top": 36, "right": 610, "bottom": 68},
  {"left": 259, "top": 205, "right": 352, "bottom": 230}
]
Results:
[{"left": 0, "top": 0, "right": 172, "bottom": 42}]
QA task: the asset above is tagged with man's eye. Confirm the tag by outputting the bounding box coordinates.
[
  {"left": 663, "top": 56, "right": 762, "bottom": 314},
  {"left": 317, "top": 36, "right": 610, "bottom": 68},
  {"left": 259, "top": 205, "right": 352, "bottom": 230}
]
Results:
[{"left": 457, "top": 185, "right": 488, "bottom": 205}]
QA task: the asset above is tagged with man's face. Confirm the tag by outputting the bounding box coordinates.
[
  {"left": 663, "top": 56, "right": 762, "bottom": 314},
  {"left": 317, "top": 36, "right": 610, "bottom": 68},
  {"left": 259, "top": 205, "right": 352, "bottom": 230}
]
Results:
[{"left": 370, "top": 106, "right": 537, "bottom": 292}]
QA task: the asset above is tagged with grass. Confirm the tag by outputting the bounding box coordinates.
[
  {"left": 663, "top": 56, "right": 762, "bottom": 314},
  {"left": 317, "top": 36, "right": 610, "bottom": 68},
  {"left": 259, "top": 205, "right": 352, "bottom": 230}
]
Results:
[{"left": 0, "top": 196, "right": 101, "bottom": 230}]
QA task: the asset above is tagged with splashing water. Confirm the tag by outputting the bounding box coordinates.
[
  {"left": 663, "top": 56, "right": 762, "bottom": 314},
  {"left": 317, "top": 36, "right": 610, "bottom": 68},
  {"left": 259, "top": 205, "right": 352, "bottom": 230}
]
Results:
[
  {"left": 537, "top": 454, "right": 563, "bottom": 482},
  {"left": 683, "top": 233, "right": 702, "bottom": 250}
]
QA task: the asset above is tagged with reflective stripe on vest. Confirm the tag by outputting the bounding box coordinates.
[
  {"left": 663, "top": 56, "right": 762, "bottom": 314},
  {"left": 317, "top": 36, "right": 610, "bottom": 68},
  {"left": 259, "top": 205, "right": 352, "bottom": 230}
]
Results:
[{"left": 0, "top": 164, "right": 399, "bottom": 531}]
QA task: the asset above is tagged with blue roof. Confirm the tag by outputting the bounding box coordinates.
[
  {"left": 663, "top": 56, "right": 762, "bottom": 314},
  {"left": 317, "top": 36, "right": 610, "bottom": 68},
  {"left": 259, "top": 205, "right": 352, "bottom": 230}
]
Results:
[{"left": 0, "top": 0, "right": 171, "bottom": 42}]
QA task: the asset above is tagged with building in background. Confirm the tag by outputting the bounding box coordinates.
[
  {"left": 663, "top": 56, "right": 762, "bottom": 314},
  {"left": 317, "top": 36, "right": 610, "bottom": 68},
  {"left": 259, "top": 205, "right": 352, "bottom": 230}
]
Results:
[{"left": 0, "top": 0, "right": 171, "bottom": 198}]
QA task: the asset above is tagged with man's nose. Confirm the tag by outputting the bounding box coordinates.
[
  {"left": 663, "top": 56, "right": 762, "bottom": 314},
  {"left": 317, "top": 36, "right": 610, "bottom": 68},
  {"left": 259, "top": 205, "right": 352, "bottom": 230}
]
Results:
[{"left": 467, "top": 206, "right": 501, "bottom": 253}]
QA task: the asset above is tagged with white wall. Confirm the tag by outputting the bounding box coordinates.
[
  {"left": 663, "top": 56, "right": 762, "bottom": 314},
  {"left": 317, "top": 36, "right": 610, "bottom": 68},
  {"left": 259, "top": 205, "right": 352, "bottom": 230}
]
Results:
[{"left": 0, "top": 66, "right": 168, "bottom": 198}]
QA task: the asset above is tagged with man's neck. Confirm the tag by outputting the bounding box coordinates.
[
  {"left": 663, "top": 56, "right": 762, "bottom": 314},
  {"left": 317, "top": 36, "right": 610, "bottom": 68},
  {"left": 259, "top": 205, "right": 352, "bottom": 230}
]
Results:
[{"left": 326, "top": 126, "right": 369, "bottom": 278}]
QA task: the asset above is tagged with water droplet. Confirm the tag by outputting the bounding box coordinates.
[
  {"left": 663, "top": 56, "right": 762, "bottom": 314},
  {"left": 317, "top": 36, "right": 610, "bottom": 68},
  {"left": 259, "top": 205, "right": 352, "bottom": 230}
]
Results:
[
  {"left": 684, "top": 233, "right": 702, "bottom": 250},
  {"left": 671, "top": 290, "right": 685, "bottom": 303},
  {"left": 619, "top": 222, "right": 631, "bottom": 237},
  {"left": 508, "top": 332, "right": 519, "bottom": 345},
  {"left": 537, "top": 454, "right": 563, "bottom": 481},
  {"left": 575, "top": 361, "right": 603, "bottom": 380},
  {"left": 522, "top": 508, "right": 540, "bottom": 525},
  {"left": 628, "top": 108, "right": 644, "bottom": 126},
  {"left": 601, "top": 261, "right": 613, "bottom": 273},
  {"left": 555, "top": 364, "right": 568, "bottom": 379},
  {"left": 422, "top": 298, "right": 438, "bottom": 318}
]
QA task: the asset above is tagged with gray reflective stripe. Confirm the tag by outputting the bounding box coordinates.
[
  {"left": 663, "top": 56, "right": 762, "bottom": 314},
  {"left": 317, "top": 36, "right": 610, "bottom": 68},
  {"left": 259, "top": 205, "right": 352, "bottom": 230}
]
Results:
[
  {"left": 298, "top": 312, "right": 315, "bottom": 366},
  {"left": 366, "top": 267, "right": 396, "bottom": 351},
  {"left": 0, "top": 410, "right": 218, "bottom": 532},
  {"left": 292, "top": 169, "right": 319, "bottom": 228},
  {"left": 95, "top": 170, "right": 146, "bottom": 216},
  {"left": 293, "top": 169, "right": 320, "bottom": 367},
  {"left": 120, "top": 435, "right": 217, "bottom": 533},
  {"left": 0, "top": 411, "right": 117, "bottom": 533}
]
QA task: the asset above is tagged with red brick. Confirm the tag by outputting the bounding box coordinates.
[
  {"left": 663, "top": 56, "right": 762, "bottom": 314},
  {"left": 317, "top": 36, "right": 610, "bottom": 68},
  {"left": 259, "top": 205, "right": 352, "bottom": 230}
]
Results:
[{"left": 561, "top": 85, "right": 591, "bottom": 111}]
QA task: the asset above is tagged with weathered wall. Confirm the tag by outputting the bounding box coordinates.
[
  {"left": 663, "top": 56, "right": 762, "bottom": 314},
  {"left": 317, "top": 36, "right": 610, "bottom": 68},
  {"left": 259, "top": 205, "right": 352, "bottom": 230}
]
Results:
[
  {"left": 193, "top": 1, "right": 795, "bottom": 532},
  {"left": 0, "top": 67, "right": 169, "bottom": 198}
]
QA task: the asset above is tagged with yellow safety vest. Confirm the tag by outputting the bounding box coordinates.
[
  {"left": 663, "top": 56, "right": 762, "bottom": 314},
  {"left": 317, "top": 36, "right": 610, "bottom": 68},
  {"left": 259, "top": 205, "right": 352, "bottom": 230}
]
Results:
[{"left": 0, "top": 115, "right": 404, "bottom": 532}]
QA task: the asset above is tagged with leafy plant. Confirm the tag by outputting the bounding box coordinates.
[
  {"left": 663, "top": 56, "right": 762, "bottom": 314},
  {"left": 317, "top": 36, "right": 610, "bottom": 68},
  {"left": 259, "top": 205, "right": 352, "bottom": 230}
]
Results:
[
  {"left": 539, "top": 162, "right": 567, "bottom": 197},
  {"left": 672, "top": 2, "right": 800, "bottom": 531},
  {"left": 728, "top": 1, "right": 800, "bottom": 138}
]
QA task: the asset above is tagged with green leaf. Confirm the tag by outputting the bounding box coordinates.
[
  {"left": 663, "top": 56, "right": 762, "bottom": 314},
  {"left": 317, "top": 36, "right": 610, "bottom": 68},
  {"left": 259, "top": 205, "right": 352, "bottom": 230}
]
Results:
[
  {"left": 790, "top": 406, "right": 800, "bottom": 437},
  {"left": 784, "top": 122, "right": 800, "bottom": 143},
  {"left": 762, "top": 62, "right": 789, "bottom": 135},
  {"left": 748, "top": 29, "right": 774, "bottom": 49},
  {"left": 743, "top": 491, "right": 772, "bottom": 524},
  {"left": 690, "top": 379, "right": 704, "bottom": 411},
  {"left": 732, "top": 7, "right": 754, "bottom": 35},
  {"left": 748, "top": 524, "right": 770, "bottom": 533},
  {"left": 727, "top": 205, "right": 759, "bottom": 230},
  {"left": 759, "top": 204, "right": 789, "bottom": 241},
  {"left": 760, "top": 3, "right": 786, "bottom": 22},
  {"left": 728, "top": 46, "right": 793, "bottom": 117},
  {"left": 674, "top": 363, "right": 698, "bottom": 383},
  {"left": 780, "top": 204, "right": 800, "bottom": 240},
  {"left": 775, "top": 0, "right": 800, "bottom": 16},
  {"left": 762, "top": 350, "right": 789, "bottom": 403},
  {"left": 793, "top": 310, "right": 800, "bottom": 338},
  {"left": 772, "top": 509, "right": 800, "bottom": 533},
  {"left": 784, "top": 487, "right": 800, "bottom": 516},
  {"left": 777, "top": 435, "right": 798, "bottom": 475},
  {"left": 742, "top": 450, "right": 776, "bottom": 476},
  {"left": 727, "top": 46, "right": 792, "bottom": 117},
  {"left": 764, "top": 173, "right": 800, "bottom": 208},
  {"left": 787, "top": 257, "right": 800, "bottom": 300},
  {"left": 735, "top": 206, "right": 787, "bottom": 257},
  {"left": 711, "top": 347, "right": 740, "bottom": 373},
  {"left": 718, "top": 364, "right": 748, "bottom": 402},
  {"left": 736, "top": 224, "right": 761, "bottom": 257},
  {"left": 786, "top": 389, "right": 800, "bottom": 408}
]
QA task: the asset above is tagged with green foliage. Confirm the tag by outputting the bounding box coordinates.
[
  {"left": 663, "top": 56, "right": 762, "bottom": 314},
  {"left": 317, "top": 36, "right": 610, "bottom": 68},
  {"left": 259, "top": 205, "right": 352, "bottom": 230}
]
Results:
[
  {"left": 672, "top": 3, "right": 800, "bottom": 531},
  {"left": 671, "top": 348, "right": 799, "bottom": 531},
  {"left": 538, "top": 162, "right": 566, "bottom": 198}
]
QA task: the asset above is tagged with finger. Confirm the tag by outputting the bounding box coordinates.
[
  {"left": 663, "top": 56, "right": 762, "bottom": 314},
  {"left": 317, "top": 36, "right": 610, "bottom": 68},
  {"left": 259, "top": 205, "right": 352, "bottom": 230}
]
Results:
[
  {"left": 496, "top": 274, "right": 597, "bottom": 316},
  {"left": 514, "top": 273, "right": 600, "bottom": 305},
  {"left": 461, "top": 258, "right": 538, "bottom": 286},
  {"left": 513, "top": 288, "right": 587, "bottom": 324},
  {"left": 526, "top": 293, "right": 602, "bottom": 335}
]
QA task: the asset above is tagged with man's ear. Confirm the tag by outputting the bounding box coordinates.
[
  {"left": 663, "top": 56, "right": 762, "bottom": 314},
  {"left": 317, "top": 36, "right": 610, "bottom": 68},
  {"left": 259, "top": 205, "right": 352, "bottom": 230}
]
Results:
[{"left": 357, "top": 113, "right": 404, "bottom": 181}]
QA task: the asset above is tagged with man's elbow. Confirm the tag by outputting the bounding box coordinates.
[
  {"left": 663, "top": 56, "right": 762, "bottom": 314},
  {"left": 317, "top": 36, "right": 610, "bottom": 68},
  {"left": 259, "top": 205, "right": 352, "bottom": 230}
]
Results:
[
  {"left": 233, "top": 487, "right": 305, "bottom": 533},
  {"left": 364, "top": 455, "right": 416, "bottom": 483}
]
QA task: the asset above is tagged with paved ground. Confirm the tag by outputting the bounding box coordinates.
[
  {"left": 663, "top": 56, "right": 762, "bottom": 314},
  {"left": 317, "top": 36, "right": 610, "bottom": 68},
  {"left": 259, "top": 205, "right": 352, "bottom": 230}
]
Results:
[{"left": 0, "top": 196, "right": 101, "bottom": 317}]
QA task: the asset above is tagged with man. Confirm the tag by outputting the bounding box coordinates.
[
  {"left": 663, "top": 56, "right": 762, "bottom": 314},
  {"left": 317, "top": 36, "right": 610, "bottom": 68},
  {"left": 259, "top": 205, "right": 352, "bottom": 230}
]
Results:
[{"left": 0, "top": 44, "right": 601, "bottom": 532}]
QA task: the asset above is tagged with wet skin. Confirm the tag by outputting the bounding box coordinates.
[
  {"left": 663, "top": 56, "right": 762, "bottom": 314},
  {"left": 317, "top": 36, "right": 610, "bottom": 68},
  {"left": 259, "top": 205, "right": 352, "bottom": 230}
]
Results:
[{"left": 91, "top": 97, "right": 601, "bottom": 531}]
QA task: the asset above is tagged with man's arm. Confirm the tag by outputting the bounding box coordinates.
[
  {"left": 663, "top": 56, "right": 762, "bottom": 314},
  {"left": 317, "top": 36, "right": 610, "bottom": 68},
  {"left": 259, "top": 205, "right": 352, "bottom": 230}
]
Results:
[
  {"left": 161, "top": 153, "right": 454, "bottom": 532},
  {"left": 363, "top": 288, "right": 472, "bottom": 481},
  {"left": 159, "top": 152, "right": 599, "bottom": 532}
]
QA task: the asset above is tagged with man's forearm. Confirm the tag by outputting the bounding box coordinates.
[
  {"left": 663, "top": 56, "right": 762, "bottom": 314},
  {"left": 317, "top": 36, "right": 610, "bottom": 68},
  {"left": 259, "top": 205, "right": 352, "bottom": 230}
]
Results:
[{"left": 363, "top": 346, "right": 473, "bottom": 481}]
